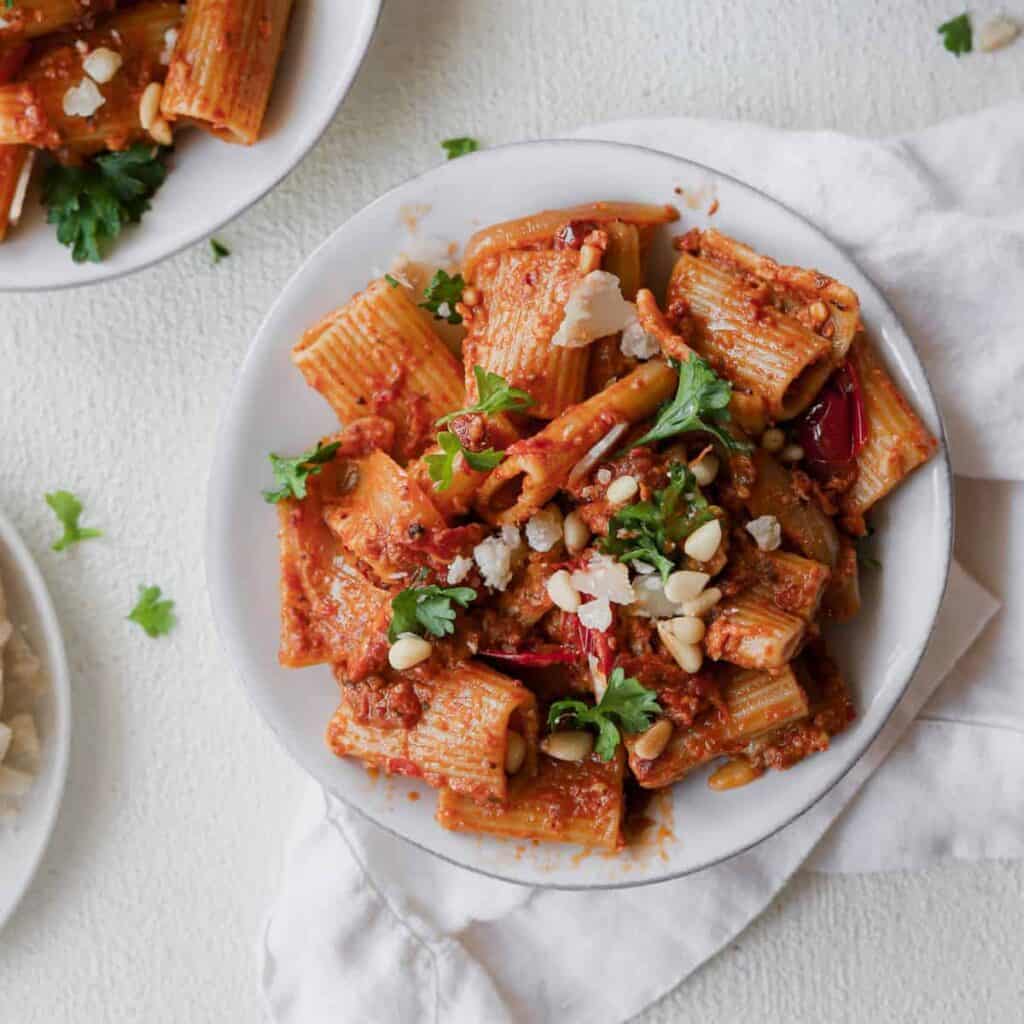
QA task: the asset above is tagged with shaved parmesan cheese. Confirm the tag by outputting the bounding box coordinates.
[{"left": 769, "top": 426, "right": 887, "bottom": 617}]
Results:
[
  {"left": 525, "top": 506, "right": 563, "bottom": 552},
  {"left": 577, "top": 597, "right": 612, "bottom": 632},
  {"left": 570, "top": 553, "right": 635, "bottom": 605},
  {"left": 82, "top": 46, "right": 123, "bottom": 84},
  {"left": 63, "top": 78, "right": 106, "bottom": 119},
  {"left": 746, "top": 515, "right": 782, "bottom": 552},
  {"left": 160, "top": 27, "right": 179, "bottom": 65},
  {"left": 447, "top": 555, "right": 473, "bottom": 585},
  {"left": 474, "top": 535, "right": 516, "bottom": 591},
  {"left": 630, "top": 574, "right": 684, "bottom": 619},
  {"left": 567, "top": 422, "right": 628, "bottom": 488},
  {"left": 8, "top": 150, "right": 35, "bottom": 227},
  {"left": 620, "top": 316, "right": 661, "bottom": 359},
  {"left": 552, "top": 271, "right": 635, "bottom": 348}
]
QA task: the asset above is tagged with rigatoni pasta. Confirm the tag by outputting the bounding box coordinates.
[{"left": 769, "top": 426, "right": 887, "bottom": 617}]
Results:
[
  {"left": 160, "top": 0, "right": 295, "bottom": 145},
  {"left": 264, "top": 200, "right": 938, "bottom": 852}
]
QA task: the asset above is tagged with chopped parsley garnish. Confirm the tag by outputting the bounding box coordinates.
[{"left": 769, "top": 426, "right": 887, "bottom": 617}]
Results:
[
  {"left": 420, "top": 269, "right": 465, "bottom": 324},
  {"left": 938, "top": 13, "right": 972, "bottom": 54},
  {"left": 127, "top": 585, "right": 176, "bottom": 638},
  {"left": 45, "top": 490, "right": 102, "bottom": 552},
  {"left": 3, "top": 2, "right": 13, "bottom": 9},
  {"left": 437, "top": 366, "right": 535, "bottom": 425},
  {"left": 600, "top": 464, "right": 714, "bottom": 580},
  {"left": 424, "top": 431, "right": 504, "bottom": 490},
  {"left": 388, "top": 583, "right": 477, "bottom": 642},
  {"left": 441, "top": 137, "right": 479, "bottom": 160},
  {"left": 210, "top": 238, "right": 230, "bottom": 263},
  {"left": 262, "top": 440, "right": 340, "bottom": 503},
  {"left": 548, "top": 667, "right": 662, "bottom": 761},
  {"left": 384, "top": 273, "right": 400, "bottom": 288},
  {"left": 42, "top": 144, "right": 169, "bottom": 263},
  {"left": 628, "top": 355, "right": 751, "bottom": 454}
]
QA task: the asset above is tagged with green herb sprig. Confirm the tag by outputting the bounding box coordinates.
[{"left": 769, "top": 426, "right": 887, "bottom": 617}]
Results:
[
  {"left": 389, "top": 583, "right": 477, "bottom": 642},
  {"left": 548, "top": 668, "right": 662, "bottom": 761},
  {"left": 262, "top": 440, "right": 341, "bottom": 503}
]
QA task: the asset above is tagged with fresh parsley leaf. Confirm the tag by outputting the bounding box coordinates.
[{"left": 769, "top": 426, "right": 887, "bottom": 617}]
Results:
[
  {"left": 262, "top": 440, "right": 340, "bottom": 503},
  {"left": 424, "top": 431, "right": 504, "bottom": 490},
  {"left": 45, "top": 490, "right": 102, "bottom": 552},
  {"left": 938, "top": 12, "right": 972, "bottom": 55},
  {"left": 437, "top": 366, "right": 535, "bottom": 425},
  {"left": 3, "top": 1, "right": 13, "bottom": 9},
  {"left": 388, "top": 584, "right": 477, "bottom": 642},
  {"left": 600, "top": 464, "right": 714, "bottom": 581},
  {"left": 420, "top": 269, "right": 465, "bottom": 324},
  {"left": 42, "top": 143, "right": 169, "bottom": 263},
  {"left": 384, "top": 273, "right": 400, "bottom": 288},
  {"left": 548, "top": 667, "right": 662, "bottom": 761},
  {"left": 127, "top": 585, "right": 176, "bottom": 638},
  {"left": 210, "top": 238, "right": 230, "bottom": 263},
  {"left": 441, "top": 137, "right": 479, "bottom": 160},
  {"left": 629, "top": 356, "right": 752, "bottom": 454}
]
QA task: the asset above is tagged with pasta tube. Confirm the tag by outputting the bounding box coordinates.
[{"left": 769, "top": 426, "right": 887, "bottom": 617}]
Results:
[{"left": 160, "top": 0, "right": 295, "bottom": 145}]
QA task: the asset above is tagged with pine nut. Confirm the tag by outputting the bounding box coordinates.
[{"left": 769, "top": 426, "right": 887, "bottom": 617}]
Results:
[
  {"left": 139, "top": 81, "right": 162, "bottom": 131},
  {"left": 579, "top": 243, "right": 602, "bottom": 273},
  {"left": 664, "top": 570, "right": 709, "bottom": 604},
  {"left": 681, "top": 587, "right": 722, "bottom": 618},
  {"left": 546, "top": 569, "right": 581, "bottom": 613},
  {"left": 388, "top": 634, "right": 432, "bottom": 670},
  {"left": 690, "top": 453, "right": 719, "bottom": 486},
  {"left": 708, "top": 759, "right": 761, "bottom": 791},
  {"left": 461, "top": 286, "right": 480, "bottom": 307},
  {"left": 978, "top": 15, "right": 1020, "bottom": 51},
  {"left": 761, "top": 427, "right": 785, "bottom": 453},
  {"left": 656, "top": 619, "right": 704, "bottom": 672},
  {"left": 541, "top": 730, "right": 594, "bottom": 762},
  {"left": 670, "top": 615, "right": 705, "bottom": 644},
  {"left": 606, "top": 474, "right": 638, "bottom": 505},
  {"left": 505, "top": 732, "right": 526, "bottom": 774},
  {"left": 563, "top": 510, "right": 591, "bottom": 554},
  {"left": 808, "top": 300, "right": 829, "bottom": 325},
  {"left": 149, "top": 116, "right": 172, "bottom": 146},
  {"left": 780, "top": 444, "right": 805, "bottom": 463},
  {"left": 683, "top": 519, "right": 722, "bottom": 562},
  {"left": 632, "top": 718, "right": 673, "bottom": 761}
]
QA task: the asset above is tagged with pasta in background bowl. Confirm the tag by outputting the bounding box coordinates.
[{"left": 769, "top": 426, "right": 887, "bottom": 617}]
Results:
[
  {"left": 0, "top": 0, "right": 382, "bottom": 290},
  {"left": 0, "top": 508, "right": 71, "bottom": 928},
  {"left": 206, "top": 141, "right": 952, "bottom": 888}
]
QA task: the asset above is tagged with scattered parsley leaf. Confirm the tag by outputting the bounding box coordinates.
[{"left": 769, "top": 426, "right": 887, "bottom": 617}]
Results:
[
  {"left": 127, "top": 585, "right": 176, "bottom": 638},
  {"left": 3, "top": 1, "right": 13, "bottom": 9},
  {"left": 210, "top": 238, "right": 230, "bottom": 263},
  {"left": 389, "top": 584, "right": 477, "bottom": 642},
  {"left": 437, "top": 366, "right": 535, "bottom": 425},
  {"left": 42, "top": 143, "right": 169, "bottom": 263},
  {"left": 441, "top": 137, "right": 479, "bottom": 160},
  {"left": 425, "top": 431, "right": 504, "bottom": 490},
  {"left": 45, "top": 490, "right": 102, "bottom": 552},
  {"left": 600, "top": 464, "right": 713, "bottom": 581},
  {"left": 420, "top": 269, "right": 465, "bottom": 324},
  {"left": 938, "top": 13, "right": 972, "bottom": 55},
  {"left": 628, "top": 356, "right": 751, "bottom": 454},
  {"left": 262, "top": 440, "right": 340, "bottom": 503},
  {"left": 384, "top": 273, "right": 400, "bottom": 288},
  {"left": 548, "top": 667, "right": 662, "bottom": 760}
]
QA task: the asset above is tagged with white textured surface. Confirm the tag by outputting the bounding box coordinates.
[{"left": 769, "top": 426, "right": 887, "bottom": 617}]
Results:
[{"left": 0, "top": 1, "right": 1021, "bottom": 1021}]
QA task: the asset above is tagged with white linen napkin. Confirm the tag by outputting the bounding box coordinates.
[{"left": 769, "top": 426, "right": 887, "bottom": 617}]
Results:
[{"left": 263, "top": 108, "right": 1020, "bottom": 1023}]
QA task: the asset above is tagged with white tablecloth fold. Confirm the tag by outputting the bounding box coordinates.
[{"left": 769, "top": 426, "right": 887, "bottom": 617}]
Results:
[{"left": 263, "top": 108, "right": 1021, "bottom": 1023}]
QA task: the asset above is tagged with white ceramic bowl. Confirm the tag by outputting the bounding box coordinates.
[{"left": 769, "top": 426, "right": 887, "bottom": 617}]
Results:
[
  {"left": 0, "top": 510, "right": 71, "bottom": 928},
  {"left": 0, "top": 0, "right": 381, "bottom": 291},
  {"left": 206, "top": 140, "right": 953, "bottom": 888}
]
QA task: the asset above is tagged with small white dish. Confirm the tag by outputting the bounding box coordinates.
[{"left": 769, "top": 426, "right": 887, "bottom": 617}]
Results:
[
  {"left": 0, "top": 0, "right": 382, "bottom": 292},
  {"left": 0, "top": 509, "right": 71, "bottom": 928},
  {"left": 206, "top": 140, "right": 952, "bottom": 888}
]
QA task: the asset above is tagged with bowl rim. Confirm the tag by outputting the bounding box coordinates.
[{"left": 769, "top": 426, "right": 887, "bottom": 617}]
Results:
[
  {"left": 205, "top": 137, "right": 954, "bottom": 889},
  {"left": 0, "top": 0, "right": 383, "bottom": 295},
  {"left": 0, "top": 508, "right": 72, "bottom": 927}
]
